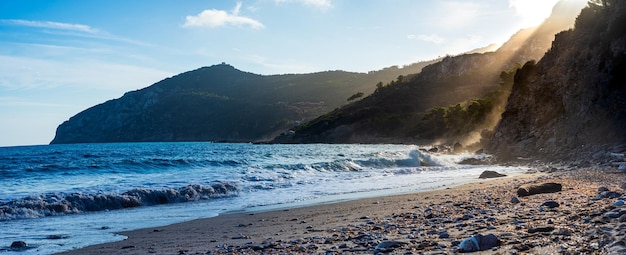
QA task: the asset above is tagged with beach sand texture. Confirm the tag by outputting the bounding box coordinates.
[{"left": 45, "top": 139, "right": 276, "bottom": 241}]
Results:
[{"left": 57, "top": 169, "right": 626, "bottom": 254}]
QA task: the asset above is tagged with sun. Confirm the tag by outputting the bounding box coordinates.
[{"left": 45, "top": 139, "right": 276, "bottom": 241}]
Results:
[
  {"left": 510, "top": 0, "right": 561, "bottom": 27},
  {"left": 510, "top": 0, "right": 590, "bottom": 27}
]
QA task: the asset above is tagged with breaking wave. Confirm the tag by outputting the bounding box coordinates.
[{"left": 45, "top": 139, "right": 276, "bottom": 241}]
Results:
[
  {"left": 0, "top": 182, "right": 238, "bottom": 221},
  {"left": 261, "top": 149, "right": 443, "bottom": 173}
]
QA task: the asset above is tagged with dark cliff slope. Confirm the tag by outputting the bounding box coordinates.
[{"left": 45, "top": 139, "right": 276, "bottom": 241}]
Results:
[
  {"left": 50, "top": 61, "right": 437, "bottom": 144},
  {"left": 274, "top": 0, "right": 585, "bottom": 144},
  {"left": 487, "top": 0, "right": 626, "bottom": 162}
]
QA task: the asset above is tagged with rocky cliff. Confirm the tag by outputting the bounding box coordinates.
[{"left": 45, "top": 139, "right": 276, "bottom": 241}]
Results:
[
  {"left": 273, "top": 0, "right": 585, "bottom": 144},
  {"left": 487, "top": 0, "right": 626, "bottom": 162}
]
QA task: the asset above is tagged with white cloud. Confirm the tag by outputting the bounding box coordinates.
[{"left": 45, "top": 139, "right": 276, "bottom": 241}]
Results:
[
  {"left": 274, "top": 0, "right": 333, "bottom": 10},
  {"left": 1, "top": 19, "right": 155, "bottom": 48},
  {"left": 408, "top": 34, "right": 445, "bottom": 44},
  {"left": 1, "top": 19, "right": 98, "bottom": 33},
  {"left": 183, "top": 2, "right": 265, "bottom": 29}
]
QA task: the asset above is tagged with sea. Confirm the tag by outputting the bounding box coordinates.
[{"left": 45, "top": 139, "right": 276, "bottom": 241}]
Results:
[{"left": 0, "top": 142, "right": 526, "bottom": 254}]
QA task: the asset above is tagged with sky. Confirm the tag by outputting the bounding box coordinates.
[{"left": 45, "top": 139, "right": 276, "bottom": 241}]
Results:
[{"left": 0, "top": 0, "right": 584, "bottom": 147}]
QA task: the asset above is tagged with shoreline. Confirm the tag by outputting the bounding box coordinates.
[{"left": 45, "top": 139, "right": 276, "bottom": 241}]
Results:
[
  {"left": 55, "top": 168, "right": 626, "bottom": 254},
  {"left": 54, "top": 171, "right": 541, "bottom": 254}
]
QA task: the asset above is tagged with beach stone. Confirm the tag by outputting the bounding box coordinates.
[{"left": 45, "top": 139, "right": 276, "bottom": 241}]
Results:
[
  {"left": 517, "top": 183, "right": 562, "bottom": 197},
  {"left": 605, "top": 212, "right": 621, "bottom": 218},
  {"left": 231, "top": 234, "right": 250, "bottom": 239},
  {"left": 528, "top": 226, "right": 555, "bottom": 233},
  {"left": 599, "top": 191, "right": 622, "bottom": 199},
  {"left": 374, "top": 240, "right": 407, "bottom": 253},
  {"left": 598, "top": 186, "right": 610, "bottom": 192},
  {"left": 540, "top": 201, "right": 560, "bottom": 208},
  {"left": 614, "top": 200, "right": 625, "bottom": 206},
  {"left": 479, "top": 170, "right": 507, "bottom": 179},
  {"left": 439, "top": 232, "right": 450, "bottom": 238},
  {"left": 510, "top": 196, "right": 520, "bottom": 204},
  {"left": 620, "top": 183, "right": 626, "bottom": 190},
  {"left": 306, "top": 244, "right": 318, "bottom": 250},
  {"left": 458, "top": 233, "right": 500, "bottom": 252},
  {"left": 619, "top": 214, "right": 626, "bottom": 222},
  {"left": 10, "top": 241, "right": 27, "bottom": 249}
]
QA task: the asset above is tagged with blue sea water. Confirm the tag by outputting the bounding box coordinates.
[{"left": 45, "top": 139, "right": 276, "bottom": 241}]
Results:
[{"left": 0, "top": 142, "right": 525, "bottom": 254}]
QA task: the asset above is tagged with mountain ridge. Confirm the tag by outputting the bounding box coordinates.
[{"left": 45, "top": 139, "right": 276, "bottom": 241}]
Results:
[{"left": 50, "top": 60, "right": 438, "bottom": 144}]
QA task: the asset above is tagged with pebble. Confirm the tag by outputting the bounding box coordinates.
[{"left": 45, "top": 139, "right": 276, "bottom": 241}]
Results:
[
  {"left": 439, "top": 232, "right": 450, "bottom": 238},
  {"left": 374, "top": 240, "right": 407, "bottom": 253},
  {"left": 606, "top": 212, "right": 622, "bottom": 218},
  {"left": 528, "top": 226, "right": 555, "bottom": 233},
  {"left": 510, "top": 196, "right": 521, "bottom": 204},
  {"left": 458, "top": 233, "right": 500, "bottom": 252},
  {"left": 540, "top": 201, "right": 560, "bottom": 208},
  {"left": 231, "top": 234, "right": 250, "bottom": 239},
  {"left": 599, "top": 191, "right": 622, "bottom": 199}
]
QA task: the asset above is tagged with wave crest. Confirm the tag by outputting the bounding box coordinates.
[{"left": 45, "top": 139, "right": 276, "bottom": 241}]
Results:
[{"left": 0, "top": 182, "right": 238, "bottom": 221}]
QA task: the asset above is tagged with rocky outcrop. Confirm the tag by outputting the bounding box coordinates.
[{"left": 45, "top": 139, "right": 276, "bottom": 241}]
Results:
[
  {"left": 273, "top": 0, "right": 585, "bottom": 144},
  {"left": 487, "top": 1, "right": 626, "bottom": 162}
]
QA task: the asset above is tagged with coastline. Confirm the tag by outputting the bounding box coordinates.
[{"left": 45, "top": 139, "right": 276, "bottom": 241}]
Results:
[
  {"left": 54, "top": 173, "right": 536, "bottom": 255},
  {"left": 49, "top": 169, "right": 606, "bottom": 255},
  {"left": 55, "top": 168, "right": 626, "bottom": 254}
]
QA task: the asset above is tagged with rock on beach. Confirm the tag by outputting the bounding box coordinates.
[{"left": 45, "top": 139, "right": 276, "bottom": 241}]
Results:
[
  {"left": 458, "top": 233, "right": 501, "bottom": 252},
  {"left": 479, "top": 170, "right": 507, "bottom": 179},
  {"left": 517, "top": 182, "right": 562, "bottom": 197}
]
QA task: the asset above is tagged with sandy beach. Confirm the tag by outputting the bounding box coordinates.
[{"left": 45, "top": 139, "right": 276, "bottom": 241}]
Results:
[{"left": 56, "top": 168, "right": 626, "bottom": 254}]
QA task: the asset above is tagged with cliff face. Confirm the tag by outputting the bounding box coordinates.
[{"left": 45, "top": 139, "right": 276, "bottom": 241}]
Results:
[
  {"left": 274, "top": 0, "right": 584, "bottom": 144},
  {"left": 487, "top": 1, "right": 626, "bottom": 162}
]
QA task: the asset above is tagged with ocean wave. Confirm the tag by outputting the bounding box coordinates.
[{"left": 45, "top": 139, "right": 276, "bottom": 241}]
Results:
[
  {"left": 0, "top": 182, "right": 238, "bottom": 221},
  {"left": 261, "top": 149, "right": 443, "bottom": 173},
  {"left": 262, "top": 160, "right": 364, "bottom": 172},
  {"left": 1, "top": 157, "right": 247, "bottom": 178}
]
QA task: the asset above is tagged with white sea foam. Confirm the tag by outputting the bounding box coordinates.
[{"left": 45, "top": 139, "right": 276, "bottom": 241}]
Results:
[{"left": 0, "top": 143, "right": 526, "bottom": 254}]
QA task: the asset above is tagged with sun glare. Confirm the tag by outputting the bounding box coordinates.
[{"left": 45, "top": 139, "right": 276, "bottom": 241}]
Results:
[{"left": 510, "top": 0, "right": 560, "bottom": 27}]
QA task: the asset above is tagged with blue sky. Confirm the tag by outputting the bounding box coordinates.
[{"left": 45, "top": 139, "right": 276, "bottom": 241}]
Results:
[{"left": 0, "top": 0, "right": 582, "bottom": 147}]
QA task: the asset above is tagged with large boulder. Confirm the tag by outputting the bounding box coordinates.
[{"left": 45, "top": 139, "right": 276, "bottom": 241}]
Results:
[
  {"left": 479, "top": 170, "right": 507, "bottom": 179},
  {"left": 517, "top": 183, "right": 562, "bottom": 197}
]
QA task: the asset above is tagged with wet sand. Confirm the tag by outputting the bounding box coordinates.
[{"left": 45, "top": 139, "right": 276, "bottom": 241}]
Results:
[{"left": 57, "top": 168, "right": 626, "bottom": 254}]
